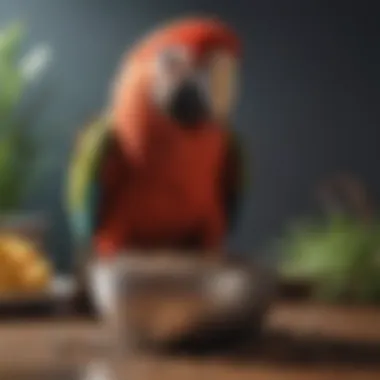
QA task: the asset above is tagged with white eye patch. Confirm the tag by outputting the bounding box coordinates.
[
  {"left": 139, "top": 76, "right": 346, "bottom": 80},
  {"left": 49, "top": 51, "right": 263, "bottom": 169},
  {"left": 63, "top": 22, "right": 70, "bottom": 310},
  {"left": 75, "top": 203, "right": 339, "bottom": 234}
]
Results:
[
  {"left": 155, "top": 45, "right": 191, "bottom": 80},
  {"left": 153, "top": 45, "right": 192, "bottom": 107}
]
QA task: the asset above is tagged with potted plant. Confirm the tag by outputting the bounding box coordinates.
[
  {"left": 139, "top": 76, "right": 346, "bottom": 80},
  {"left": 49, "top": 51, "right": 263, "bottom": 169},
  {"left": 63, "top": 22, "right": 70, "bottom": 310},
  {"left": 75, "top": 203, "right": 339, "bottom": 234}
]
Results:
[
  {"left": 277, "top": 174, "right": 380, "bottom": 304},
  {"left": 0, "top": 21, "right": 53, "bottom": 246}
]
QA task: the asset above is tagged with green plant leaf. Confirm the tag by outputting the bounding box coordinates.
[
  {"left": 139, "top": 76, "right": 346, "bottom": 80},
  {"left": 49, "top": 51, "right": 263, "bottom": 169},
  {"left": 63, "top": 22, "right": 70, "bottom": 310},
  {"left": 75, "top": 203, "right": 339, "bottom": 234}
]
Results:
[
  {"left": 279, "top": 211, "right": 380, "bottom": 303},
  {"left": 0, "top": 21, "right": 25, "bottom": 61},
  {"left": 0, "top": 21, "right": 54, "bottom": 212},
  {"left": 0, "top": 61, "right": 24, "bottom": 120},
  {"left": 0, "top": 130, "right": 25, "bottom": 210},
  {"left": 0, "top": 21, "right": 26, "bottom": 124}
]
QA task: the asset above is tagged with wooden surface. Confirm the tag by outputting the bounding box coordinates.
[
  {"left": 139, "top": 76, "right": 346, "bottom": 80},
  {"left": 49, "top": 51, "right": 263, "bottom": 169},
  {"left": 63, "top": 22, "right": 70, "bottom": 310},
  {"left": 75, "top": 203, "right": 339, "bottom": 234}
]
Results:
[{"left": 0, "top": 302, "right": 379, "bottom": 379}]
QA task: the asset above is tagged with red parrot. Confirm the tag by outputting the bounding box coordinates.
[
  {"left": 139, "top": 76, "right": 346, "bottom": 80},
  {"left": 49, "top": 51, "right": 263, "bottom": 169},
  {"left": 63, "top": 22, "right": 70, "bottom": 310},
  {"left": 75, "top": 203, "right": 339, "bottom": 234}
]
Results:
[{"left": 67, "top": 17, "right": 245, "bottom": 262}]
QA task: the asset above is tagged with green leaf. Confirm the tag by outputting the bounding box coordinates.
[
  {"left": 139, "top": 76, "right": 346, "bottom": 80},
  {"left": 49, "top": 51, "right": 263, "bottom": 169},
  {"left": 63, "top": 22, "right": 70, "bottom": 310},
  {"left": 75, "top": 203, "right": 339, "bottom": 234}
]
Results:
[
  {"left": 0, "top": 21, "right": 25, "bottom": 61},
  {"left": 0, "top": 21, "right": 54, "bottom": 213},
  {"left": 0, "top": 131, "right": 25, "bottom": 210},
  {"left": 0, "top": 21, "right": 26, "bottom": 124},
  {"left": 0, "top": 60, "right": 24, "bottom": 119},
  {"left": 279, "top": 211, "right": 380, "bottom": 303}
]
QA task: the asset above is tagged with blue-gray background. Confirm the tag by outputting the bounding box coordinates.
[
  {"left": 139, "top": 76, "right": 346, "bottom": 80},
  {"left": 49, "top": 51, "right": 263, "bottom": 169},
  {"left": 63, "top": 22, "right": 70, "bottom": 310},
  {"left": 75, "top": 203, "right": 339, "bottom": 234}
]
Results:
[{"left": 0, "top": 0, "right": 379, "bottom": 272}]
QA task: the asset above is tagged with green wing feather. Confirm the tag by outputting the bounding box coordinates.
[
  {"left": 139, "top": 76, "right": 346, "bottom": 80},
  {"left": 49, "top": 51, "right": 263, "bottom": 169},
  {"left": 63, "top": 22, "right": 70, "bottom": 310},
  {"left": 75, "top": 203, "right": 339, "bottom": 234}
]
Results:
[{"left": 66, "top": 113, "right": 111, "bottom": 259}]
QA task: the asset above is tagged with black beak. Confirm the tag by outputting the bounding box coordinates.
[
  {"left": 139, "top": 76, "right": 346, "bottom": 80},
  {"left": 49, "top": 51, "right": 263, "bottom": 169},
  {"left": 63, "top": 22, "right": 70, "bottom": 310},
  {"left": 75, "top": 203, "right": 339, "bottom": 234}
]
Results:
[{"left": 167, "top": 80, "right": 209, "bottom": 127}]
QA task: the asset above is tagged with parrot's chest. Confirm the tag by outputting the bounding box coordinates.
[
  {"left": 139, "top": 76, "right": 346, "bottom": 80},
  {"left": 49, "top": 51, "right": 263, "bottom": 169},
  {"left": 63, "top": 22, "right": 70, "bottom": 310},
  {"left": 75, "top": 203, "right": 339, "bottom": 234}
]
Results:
[{"left": 127, "top": 131, "right": 224, "bottom": 237}]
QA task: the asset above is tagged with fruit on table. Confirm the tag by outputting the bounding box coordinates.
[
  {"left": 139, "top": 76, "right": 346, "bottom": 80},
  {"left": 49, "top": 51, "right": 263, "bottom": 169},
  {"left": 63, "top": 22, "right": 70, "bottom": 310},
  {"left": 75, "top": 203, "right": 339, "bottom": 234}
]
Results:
[{"left": 0, "top": 234, "right": 52, "bottom": 295}]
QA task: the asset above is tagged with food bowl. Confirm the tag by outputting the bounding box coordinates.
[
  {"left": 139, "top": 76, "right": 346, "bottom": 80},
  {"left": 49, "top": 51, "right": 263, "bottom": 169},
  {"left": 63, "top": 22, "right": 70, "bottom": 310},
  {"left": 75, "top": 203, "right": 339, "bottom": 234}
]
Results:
[{"left": 87, "top": 253, "right": 277, "bottom": 353}]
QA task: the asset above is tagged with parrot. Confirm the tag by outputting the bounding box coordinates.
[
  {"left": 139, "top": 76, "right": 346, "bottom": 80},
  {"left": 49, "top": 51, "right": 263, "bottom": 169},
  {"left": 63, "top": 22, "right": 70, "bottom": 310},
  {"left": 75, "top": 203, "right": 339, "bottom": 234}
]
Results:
[
  {"left": 65, "top": 19, "right": 249, "bottom": 367},
  {"left": 67, "top": 17, "right": 247, "bottom": 264}
]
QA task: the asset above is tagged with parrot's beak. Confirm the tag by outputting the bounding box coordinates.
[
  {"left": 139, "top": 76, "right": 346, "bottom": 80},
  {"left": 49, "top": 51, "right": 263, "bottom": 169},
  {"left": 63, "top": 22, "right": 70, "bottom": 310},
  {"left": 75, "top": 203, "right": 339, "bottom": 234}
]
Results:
[
  {"left": 167, "top": 51, "right": 238, "bottom": 127},
  {"left": 153, "top": 47, "right": 238, "bottom": 128},
  {"left": 167, "top": 78, "right": 209, "bottom": 127}
]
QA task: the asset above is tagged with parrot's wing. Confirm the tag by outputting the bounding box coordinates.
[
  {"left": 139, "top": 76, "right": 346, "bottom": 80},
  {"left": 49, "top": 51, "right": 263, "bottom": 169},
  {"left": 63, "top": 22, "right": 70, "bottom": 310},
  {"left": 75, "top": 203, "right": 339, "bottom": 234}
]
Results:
[
  {"left": 66, "top": 114, "right": 111, "bottom": 261},
  {"left": 222, "top": 131, "right": 249, "bottom": 232}
]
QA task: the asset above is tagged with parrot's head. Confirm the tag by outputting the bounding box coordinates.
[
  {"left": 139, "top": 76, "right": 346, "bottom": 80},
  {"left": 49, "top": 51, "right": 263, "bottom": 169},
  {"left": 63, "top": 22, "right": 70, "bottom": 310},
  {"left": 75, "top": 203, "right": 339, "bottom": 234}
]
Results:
[
  {"left": 144, "top": 17, "right": 241, "bottom": 127},
  {"left": 112, "top": 17, "right": 241, "bottom": 135}
]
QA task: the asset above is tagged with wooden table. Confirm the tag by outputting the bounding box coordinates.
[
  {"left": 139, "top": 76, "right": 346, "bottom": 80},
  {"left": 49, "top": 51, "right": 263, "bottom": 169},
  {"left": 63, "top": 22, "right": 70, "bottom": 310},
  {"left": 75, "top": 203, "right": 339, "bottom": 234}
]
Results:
[{"left": 0, "top": 302, "right": 379, "bottom": 379}]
